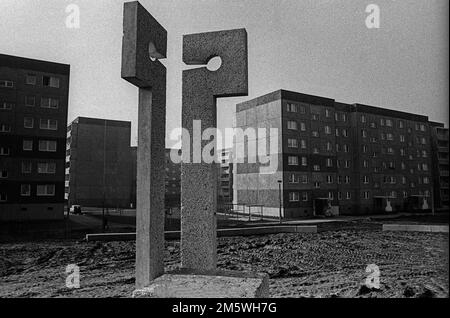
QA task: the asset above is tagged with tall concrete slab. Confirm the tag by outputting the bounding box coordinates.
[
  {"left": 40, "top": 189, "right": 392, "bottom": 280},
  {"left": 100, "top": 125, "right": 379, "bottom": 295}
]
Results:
[
  {"left": 121, "top": 1, "right": 167, "bottom": 289},
  {"left": 181, "top": 29, "right": 248, "bottom": 270}
]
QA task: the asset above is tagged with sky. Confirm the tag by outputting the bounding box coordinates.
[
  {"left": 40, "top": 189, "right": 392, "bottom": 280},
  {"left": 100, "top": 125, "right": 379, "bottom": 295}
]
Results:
[{"left": 0, "top": 0, "right": 448, "bottom": 147}]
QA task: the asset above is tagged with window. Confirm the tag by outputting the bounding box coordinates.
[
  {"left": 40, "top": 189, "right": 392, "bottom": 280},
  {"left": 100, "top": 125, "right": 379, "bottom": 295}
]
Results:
[
  {"left": 287, "top": 120, "right": 298, "bottom": 130},
  {"left": 301, "top": 157, "right": 307, "bottom": 166},
  {"left": 335, "top": 128, "right": 339, "bottom": 136},
  {"left": 288, "top": 138, "right": 298, "bottom": 148},
  {"left": 325, "top": 126, "right": 331, "bottom": 135},
  {"left": 336, "top": 144, "right": 340, "bottom": 152},
  {"left": 421, "top": 137, "right": 426, "bottom": 145},
  {"left": 313, "top": 147, "right": 319, "bottom": 154},
  {"left": 289, "top": 192, "right": 299, "bottom": 202},
  {"left": 345, "top": 160, "right": 351, "bottom": 168},
  {"left": 400, "top": 135, "right": 405, "bottom": 143},
  {"left": 326, "top": 142, "right": 332, "bottom": 152},
  {"left": 26, "top": 96, "right": 35, "bottom": 106},
  {"left": 363, "top": 176, "right": 369, "bottom": 184},
  {"left": 0, "top": 193, "right": 6, "bottom": 202},
  {"left": 422, "top": 163, "right": 428, "bottom": 171},
  {"left": 326, "top": 175, "right": 333, "bottom": 184},
  {"left": 344, "top": 176, "right": 351, "bottom": 184},
  {"left": 24, "top": 117, "right": 34, "bottom": 128},
  {"left": 39, "top": 140, "right": 57, "bottom": 152},
  {"left": 0, "top": 124, "right": 11, "bottom": 132},
  {"left": 22, "top": 162, "right": 32, "bottom": 174},
  {"left": 312, "top": 113, "right": 320, "bottom": 121},
  {"left": 338, "top": 192, "right": 342, "bottom": 200},
  {"left": 300, "top": 140, "right": 306, "bottom": 149},
  {"left": 26, "top": 74, "right": 36, "bottom": 85},
  {"left": 343, "top": 144, "right": 349, "bottom": 153},
  {"left": 380, "top": 118, "right": 385, "bottom": 126},
  {"left": 422, "top": 150, "right": 427, "bottom": 158},
  {"left": 41, "top": 97, "right": 59, "bottom": 109},
  {"left": 362, "top": 130, "right": 367, "bottom": 138},
  {"left": 38, "top": 162, "right": 56, "bottom": 174},
  {"left": 403, "top": 191, "right": 408, "bottom": 198},
  {"left": 342, "top": 113, "right": 347, "bottom": 122},
  {"left": 1, "top": 102, "right": 13, "bottom": 110},
  {"left": 363, "top": 160, "right": 368, "bottom": 168},
  {"left": 363, "top": 191, "right": 370, "bottom": 200},
  {"left": 43, "top": 76, "right": 60, "bottom": 88},
  {"left": 299, "top": 105, "right": 306, "bottom": 114},
  {"left": 0, "top": 147, "right": 10, "bottom": 155},
  {"left": 21, "top": 184, "right": 31, "bottom": 196},
  {"left": 387, "top": 147, "right": 394, "bottom": 154},
  {"left": 301, "top": 175, "right": 308, "bottom": 184},
  {"left": 37, "top": 184, "right": 56, "bottom": 196},
  {"left": 0, "top": 170, "right": 7, "bottom": 178},
  {"left": 287, "top": 103, "right": 298, "bottom": 113},
  {"left": 326, "top": 158, "right": 333, "bottom": 167},
  {"left": 302, "top": 192, "right": 308, "bottom": 202},
  {"left": 313, "top": 165, "right": 320, "bottom": 171},
  {"left": 400, "top": 149, "right": 405, "bottom": 156},
  {"left": 387, "top": 133, "right": 393, "bottom": 141},
  {"left": 386, "top": 119, "right": 393, "bottom": 127},
  {"left": 23, "top": 140, "right": 33, "bottom": 151},
  {"left": 0, "top": 80, "right": 14, "bottom": 88},
  {"left": 415, "top": 123, "right": 420, "bottom": 131},
  {"left": 288, "top": 156, "right": 298, "bottom": 166},
  {"left": 289, "top": 173, "right": 299, "bottom": 184},
  {"left": 328, "top": 192, "right": 334, "bottom": 200},
  {"left": 362, "top": 145, "right": 368, "bottom": 153},
  {"left": 420, "top": 124, "right": 426, "bottom": 132},
  {"left": 337, "top": 176, "right": 342, "bottom": 184},
  {"left": 298, "top": 122, "right": 306, "bottom": 131},
  {"left": 399, "top": 120, "right": 404, "bottom": 129},
  {"left": 423, "top": 177, "right": 429, "bottom": 184},
  {"left": 361, "top": 115, "right": 366, "bottom": 123},
  {"left": 346, "top": 192, "right": 351, "bottom": 200},
  {"left": 401, "top": 162, "right": 406, "bottom": 170},
  {"left": 312, "top": 131, "right": 319, "bottom": 138},
  {"left": 370, "top": 122, "right": 377, "bottom": 129},
  {"left": 342, "top": 129, "right": 348, "bottom": 137},
  {"left": 314, "top": 182, "right": 320, "bottom": 189}
]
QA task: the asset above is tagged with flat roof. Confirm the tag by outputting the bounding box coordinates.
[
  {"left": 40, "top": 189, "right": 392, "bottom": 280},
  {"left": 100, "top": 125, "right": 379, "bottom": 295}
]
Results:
[
  {"left": 236, "top": 89, "right": 431, "bottom": 122},
  {"left": 70, "top": 117, "right": 131, "bottom": 128},
  {"left": 0, "top": 53, "right": 70, "bottom": 75}
]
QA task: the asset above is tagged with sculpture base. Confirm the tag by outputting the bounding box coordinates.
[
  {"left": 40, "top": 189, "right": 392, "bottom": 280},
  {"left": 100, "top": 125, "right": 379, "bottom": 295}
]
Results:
[{"left": 132, "top": 269, "right": 269, "bottom": 298}]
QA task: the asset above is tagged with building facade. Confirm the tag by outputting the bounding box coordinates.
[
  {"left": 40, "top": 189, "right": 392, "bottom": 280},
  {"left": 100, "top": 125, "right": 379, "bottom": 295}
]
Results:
[
  {"left": 235, "top": 90, "right": 436, "bottom": 218},
  {"left": 65, "top": 117, "right": 133, "bottom": 208},
  {"left": 430, "top": 123, "right": 449, "bottom": 209},
  {"left": 218, "top": 148, "right": 233, "bottom": 206},
  {"left": 0, "top": 54, "right": 70, "bottom": 221}
]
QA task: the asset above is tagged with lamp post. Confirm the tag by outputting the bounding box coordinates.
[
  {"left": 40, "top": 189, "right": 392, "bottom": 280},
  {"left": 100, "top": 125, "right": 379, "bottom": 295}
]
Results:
[{"left": 277, "top": 180, "right": 282, "bottom": 224}]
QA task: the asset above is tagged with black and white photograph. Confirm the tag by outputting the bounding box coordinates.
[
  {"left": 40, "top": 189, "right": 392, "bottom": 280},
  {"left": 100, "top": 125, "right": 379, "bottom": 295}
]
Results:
[{"left": 0, "top": 0, "right": 448, "bottom": 305}]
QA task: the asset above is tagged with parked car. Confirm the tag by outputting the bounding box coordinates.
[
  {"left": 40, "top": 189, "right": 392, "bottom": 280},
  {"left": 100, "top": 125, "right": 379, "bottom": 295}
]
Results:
[{"left": 70, "top": 205, "right": 82, "bottom": 215}]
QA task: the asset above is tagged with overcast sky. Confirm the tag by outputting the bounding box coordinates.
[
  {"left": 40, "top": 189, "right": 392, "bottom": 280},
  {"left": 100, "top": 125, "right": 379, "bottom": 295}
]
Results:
[{"left": 0, "top": 0, "right": 448, "bottom": 147}]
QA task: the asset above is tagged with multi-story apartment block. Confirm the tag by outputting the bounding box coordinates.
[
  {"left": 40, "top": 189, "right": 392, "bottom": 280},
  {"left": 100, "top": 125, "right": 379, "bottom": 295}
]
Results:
[
  {"left": 65, "top": 117, "right": 133, "bottom": 208},
  {"left": 234, "top": 90, "right": 435, "bottom": 218},
  {"left": 430, "top": 123, "right": 449, "bottom": 209},
  {"left": 165, "top": 148, "right": 181, "bottom": 209},
  {"left": 218, "top": 148, "right": 233, "bottom": 206},
  {"left": 0, "top": 54, "right": 70, "bottom": 221}
]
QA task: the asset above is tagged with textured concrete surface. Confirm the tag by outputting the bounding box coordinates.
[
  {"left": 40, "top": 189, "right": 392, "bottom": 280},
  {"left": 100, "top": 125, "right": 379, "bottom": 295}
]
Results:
[
  {"left": 121, "top": 1, "right": 167, "bottom": 288},
  {"left": 383, "top": 224, "right": 449, "bottom": 233},
  {"left": 181, "top": 29, "right": 248, "bottom": 271},
  {"left": 132, "top": 269, "right": 269, "bottom": 298}
]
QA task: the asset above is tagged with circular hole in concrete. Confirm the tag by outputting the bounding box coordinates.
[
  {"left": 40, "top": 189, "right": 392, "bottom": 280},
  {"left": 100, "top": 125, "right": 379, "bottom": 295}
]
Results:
[
  {"left": 206, "top": 56, "right": 222, "bottom": 71},
  {"left": 148, "top": 42, "right": 158, "bottom": 61}
]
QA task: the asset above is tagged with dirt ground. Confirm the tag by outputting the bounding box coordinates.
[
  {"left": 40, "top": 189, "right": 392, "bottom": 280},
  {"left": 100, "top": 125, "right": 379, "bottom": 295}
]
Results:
[{"left": 0, "top": 221, "right": 448, "bottom": 298}]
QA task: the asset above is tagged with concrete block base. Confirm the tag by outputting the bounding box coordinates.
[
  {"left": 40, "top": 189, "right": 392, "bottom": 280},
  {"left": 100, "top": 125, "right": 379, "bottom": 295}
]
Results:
[
  {"left": 133, "top": 269, "right": 269, "bottom": 298},
  {"left": 382, "top": 224, "right": 449, "bottom": 233}
]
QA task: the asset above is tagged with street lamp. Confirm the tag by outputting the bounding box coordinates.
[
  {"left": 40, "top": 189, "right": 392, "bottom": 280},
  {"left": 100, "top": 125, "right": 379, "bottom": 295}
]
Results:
[{"left": 277, "top": 180, "right": 282, "bottom": 224}]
